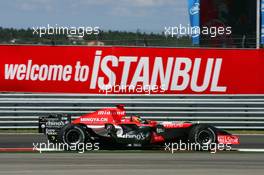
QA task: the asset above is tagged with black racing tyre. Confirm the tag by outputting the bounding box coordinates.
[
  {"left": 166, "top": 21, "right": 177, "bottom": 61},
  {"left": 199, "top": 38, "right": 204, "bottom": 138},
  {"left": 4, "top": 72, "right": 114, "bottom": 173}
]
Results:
[
  {"left": 59, "top": 124, "right": 88, "bottom": 147},
  {"left": 188, "top": 124, "right": 216, "bottom": 151}
]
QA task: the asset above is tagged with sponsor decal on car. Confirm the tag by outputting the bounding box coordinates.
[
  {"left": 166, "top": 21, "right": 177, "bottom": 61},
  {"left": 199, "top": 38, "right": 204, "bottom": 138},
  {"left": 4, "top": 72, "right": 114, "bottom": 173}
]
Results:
[
  {"left": 45, "top": 129, "right": 57, "bottom": 135},
  {"left": 46, "top": 121, "right": 66, "bottom": 128},
  {"left": 80, "top": 117, "right": 108, "bottom": 122},
  {"left": 156, "top": 128, "right": 165, "bottom": 133},
  {"left": 97, "top": 110, "right": 125, "bottom": 116},
  {"left": 121, "top": 133, "right": 146, "bottom": 140},
  {"left": 217, "top": 135, "right": 240, "bottom": 145},
  {"left": 162, "top": 122, "right": 192, "bottom": 129}
]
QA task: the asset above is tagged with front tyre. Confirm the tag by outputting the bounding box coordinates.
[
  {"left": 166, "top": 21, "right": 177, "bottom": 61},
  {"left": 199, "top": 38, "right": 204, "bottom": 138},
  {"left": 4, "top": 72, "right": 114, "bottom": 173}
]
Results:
[{"left": 188, "top": 124, "right": 216, "bottom": 151}]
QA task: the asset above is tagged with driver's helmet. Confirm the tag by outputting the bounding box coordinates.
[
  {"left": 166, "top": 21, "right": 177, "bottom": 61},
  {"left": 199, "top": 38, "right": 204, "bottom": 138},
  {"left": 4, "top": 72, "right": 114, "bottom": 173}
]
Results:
[{"left": 131, "top": 115, "right": 142, "bottom": 123}]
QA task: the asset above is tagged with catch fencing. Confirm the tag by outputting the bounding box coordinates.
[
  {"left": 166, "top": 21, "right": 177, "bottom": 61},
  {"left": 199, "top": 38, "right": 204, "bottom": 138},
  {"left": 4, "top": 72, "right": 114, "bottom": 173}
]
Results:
[{"left": 0, "top": 93, "right": 263, "bottom": 130}]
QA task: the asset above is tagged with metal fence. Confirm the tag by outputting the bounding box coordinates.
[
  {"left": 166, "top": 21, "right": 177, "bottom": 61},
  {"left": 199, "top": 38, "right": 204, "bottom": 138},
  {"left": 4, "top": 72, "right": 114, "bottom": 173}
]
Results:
[{"left": 0, "top": 93, "right": 264, "bottom": 130}]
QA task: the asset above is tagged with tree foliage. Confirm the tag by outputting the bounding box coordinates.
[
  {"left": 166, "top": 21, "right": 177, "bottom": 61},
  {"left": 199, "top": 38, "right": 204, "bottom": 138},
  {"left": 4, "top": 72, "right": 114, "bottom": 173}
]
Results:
[{"left": 0, "top": 27, "right": 192, "bottom": 47}]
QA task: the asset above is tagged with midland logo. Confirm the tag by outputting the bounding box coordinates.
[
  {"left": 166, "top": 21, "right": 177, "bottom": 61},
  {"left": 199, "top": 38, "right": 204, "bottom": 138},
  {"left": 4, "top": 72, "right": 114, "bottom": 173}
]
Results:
[
  {"left": 190, "top": 2, "right": 200, "bottom": 15},
  {"left": 97, "top": 110, "right": 125, "bottom": 116}
]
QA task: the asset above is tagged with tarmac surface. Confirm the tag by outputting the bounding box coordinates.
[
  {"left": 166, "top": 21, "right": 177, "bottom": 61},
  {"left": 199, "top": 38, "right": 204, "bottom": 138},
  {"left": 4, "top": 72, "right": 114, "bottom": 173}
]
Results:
[
  {"left": 0, "top": 152, "right": 263, "bottom": 175},
  {"left": 0, "top": 134, "right": 264, "bottom": 175}
]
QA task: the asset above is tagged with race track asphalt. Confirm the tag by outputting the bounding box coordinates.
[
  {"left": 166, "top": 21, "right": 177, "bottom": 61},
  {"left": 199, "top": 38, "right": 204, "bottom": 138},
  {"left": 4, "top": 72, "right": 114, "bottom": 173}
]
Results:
[
  {"left": 0, "top": 134, "right": 264, "bottom": 175},
  {"left": 0, "top": 152, "right": 263, "bottom": 175}
]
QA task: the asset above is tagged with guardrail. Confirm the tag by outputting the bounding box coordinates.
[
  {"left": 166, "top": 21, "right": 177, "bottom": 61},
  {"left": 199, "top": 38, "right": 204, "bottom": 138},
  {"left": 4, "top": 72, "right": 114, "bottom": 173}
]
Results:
[{"left": 0, "top": 93, "right": 264, "bottom": 129}]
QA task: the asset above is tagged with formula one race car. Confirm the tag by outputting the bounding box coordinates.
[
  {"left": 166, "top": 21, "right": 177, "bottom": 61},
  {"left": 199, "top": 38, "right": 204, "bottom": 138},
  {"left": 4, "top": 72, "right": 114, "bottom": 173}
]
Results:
[{"left": 39, "top": 105, "right": 239, "bottom": 150}]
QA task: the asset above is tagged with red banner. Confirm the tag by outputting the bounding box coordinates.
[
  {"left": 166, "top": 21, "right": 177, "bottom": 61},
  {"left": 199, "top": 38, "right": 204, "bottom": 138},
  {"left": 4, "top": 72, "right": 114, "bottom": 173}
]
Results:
[{"left": 0, "top": 45, "right": 263, "bottom": 94}]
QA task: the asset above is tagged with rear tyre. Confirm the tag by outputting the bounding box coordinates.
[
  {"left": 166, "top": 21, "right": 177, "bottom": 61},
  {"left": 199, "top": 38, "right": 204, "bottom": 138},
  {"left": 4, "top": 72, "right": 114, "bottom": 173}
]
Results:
[
  {"left": 188, "top": 124, "right": 216, "bottom": 151},
  {"left": 59, "top": 124, "right": 88, "bottom": 149}
]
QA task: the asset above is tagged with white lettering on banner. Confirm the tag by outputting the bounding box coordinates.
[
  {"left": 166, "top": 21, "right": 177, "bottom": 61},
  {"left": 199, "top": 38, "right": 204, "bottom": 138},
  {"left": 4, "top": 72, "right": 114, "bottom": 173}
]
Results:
[
  {"left": 74, "top": 61, "right": 89, "bottom": 82},
  {"left": 211, "top": 59, "right": 227, "bottom": 92},
  {"left": 90, "top": 50, "right": 227, "bottom": 93},
  {"left": 119, "top": 56, "right": 137, "bottom": 87},
  {"left": 98, "top": 55, "right": 118, "bottom": 90},
  {"left": 5, "top": 60, "right": 72, "bottom": 81},
  {"left": 171, "top": 57, "right": 192, "bottom": 91},
  {"left": 90, "top": 50, "right": 101, "bottom": 89},
  {"left": 190, "top": 58, "right": 214, "bottom": 92},
  {"left": 151, "top": 57, "right": 174, "bottom": 90},
  {"left": 130, "top": 57, "right": 149, "bottom": 89},
  {"left": 3, "top": 50, "right": 227, "bottom": 93}
]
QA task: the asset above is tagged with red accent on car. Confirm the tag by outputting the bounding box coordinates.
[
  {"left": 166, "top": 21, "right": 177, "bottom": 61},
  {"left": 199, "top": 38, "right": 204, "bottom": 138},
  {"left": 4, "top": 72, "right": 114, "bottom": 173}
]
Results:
[
  {"left": 151, "top": 132, "right": 165, "bottom": 143},
  {"left": 163, "top": 123, "right": 193, "bottom": 129},
  {"left": 72, "top": 106, "right": 126, "bottom": 125},
  {"left": 217, "top": 135, "right": 240, "bottom": 145}
]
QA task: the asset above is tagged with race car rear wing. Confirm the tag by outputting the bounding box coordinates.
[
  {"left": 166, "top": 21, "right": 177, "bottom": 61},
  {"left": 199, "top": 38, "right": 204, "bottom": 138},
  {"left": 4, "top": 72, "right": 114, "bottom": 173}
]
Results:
[{"left": 39, "top": 114, "right": 71, "bottom": 135}]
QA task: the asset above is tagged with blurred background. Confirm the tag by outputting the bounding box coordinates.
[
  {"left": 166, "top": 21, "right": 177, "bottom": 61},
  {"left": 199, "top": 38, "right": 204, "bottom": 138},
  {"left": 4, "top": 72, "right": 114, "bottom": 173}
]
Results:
[{"left": 0, "top": 0, "right": 261, "bottom": 48}]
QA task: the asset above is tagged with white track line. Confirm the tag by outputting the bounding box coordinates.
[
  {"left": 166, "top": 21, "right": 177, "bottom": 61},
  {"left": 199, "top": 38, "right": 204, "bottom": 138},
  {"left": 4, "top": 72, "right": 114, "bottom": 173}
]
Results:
[
  {"left": 235, "top": 149, "right": 264, "bottom": 152},
  {"left": 35, "top": 148, "right": 63, "bottom": 152},
  {"left": 236, "top": 134, "right": 264, "bottom": 136}
]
